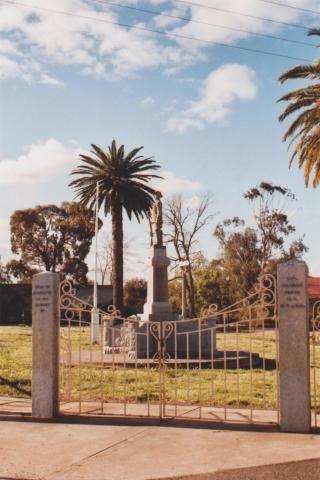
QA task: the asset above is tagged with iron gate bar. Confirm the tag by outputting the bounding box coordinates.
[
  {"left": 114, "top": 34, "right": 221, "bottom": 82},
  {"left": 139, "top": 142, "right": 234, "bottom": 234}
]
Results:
[
  {"left": 59, "top": 275, "right": 280, "bottom": 425},
  {"left": 311, "top": 301, "right": 320, "bottom": 429}
]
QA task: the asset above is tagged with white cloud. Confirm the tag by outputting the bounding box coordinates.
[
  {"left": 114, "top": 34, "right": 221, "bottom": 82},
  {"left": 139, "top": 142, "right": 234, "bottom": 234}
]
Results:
[
  {"left": 170, "top": 0, "right": 319, "bottom": 51},
  {"left": 0, "top": 0, "right": 318, "bottom": 82},
  {"left": 0, "top": 0, "right": 191, "bottom": 82},
  {"left": 0, "top": 218, "right": 9, "bottom": 241},
  {"left": 0, "top": 140, "right": 204, "bottom": 202},
  {"left": 0, "top": 54, "right": 20, "bottom": 79},
  {"left": 39, "top": 73, "right": 64, "bottom": 87},
  {"left": 152, "top": 4, "right": 188, "bottom": 29},
  {"left": 141, "top": 96, "right": 155, "bottom": 106},
  {"left": 153, "top": 170, "right": 204, "bottom": 196},
  {"left": 0, "top": 139, "right": 78, "bottom": 185},
  {"left": 0, "top": 218, "right": 11, "bottom": 261},
  {"left": 166, "top": 63, "right": 257, "bottom": 132}
]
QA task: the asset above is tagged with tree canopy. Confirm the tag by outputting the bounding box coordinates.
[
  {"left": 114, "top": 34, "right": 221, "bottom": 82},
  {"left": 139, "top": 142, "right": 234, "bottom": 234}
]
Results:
[
  {"left": 0, "top": 257, "right": 10, "bottom": 284},
  {"left": 7, "top": 201, "right": 99, "bottom": 283},
  {"left": 212, "top": 182, "right": 307, "bottom": 305},
  {"left": 124, "top": 277, "right": 147, "bottom": 315}
]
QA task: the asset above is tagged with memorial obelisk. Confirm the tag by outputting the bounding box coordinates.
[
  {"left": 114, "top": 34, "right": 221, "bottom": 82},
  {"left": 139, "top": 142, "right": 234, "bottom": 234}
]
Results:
[
  {"left": 136, "top": 191, "right": 215, "bottom": 359},
  {"left": 141, "top": 191, "right": 174, "bottom": 321}
]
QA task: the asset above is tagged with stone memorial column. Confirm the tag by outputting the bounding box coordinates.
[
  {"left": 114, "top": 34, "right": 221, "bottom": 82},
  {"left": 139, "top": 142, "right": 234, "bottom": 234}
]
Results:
[
  {"left": 141, "top": 191, "right": 174, "bottom": 322},
  {"left": 277, "top": 260, "right": 311, "bottom": 433},
  {"left": 32, "top": 271, "right": 60, "bottom": 418}
]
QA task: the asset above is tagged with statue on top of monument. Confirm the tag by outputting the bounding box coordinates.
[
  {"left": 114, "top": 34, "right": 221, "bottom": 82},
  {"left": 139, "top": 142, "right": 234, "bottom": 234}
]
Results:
[{"left": 150, "top": 191, "right": 163, "bottom": 247}]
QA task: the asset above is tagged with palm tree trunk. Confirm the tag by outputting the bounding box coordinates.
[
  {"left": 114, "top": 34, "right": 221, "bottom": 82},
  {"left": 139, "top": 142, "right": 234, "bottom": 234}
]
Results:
[{"left": 111, "top": 200, "right": 123, "bottom": 312}]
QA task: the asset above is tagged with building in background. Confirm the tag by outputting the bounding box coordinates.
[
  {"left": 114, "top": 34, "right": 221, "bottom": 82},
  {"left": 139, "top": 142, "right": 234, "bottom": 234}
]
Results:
[{"left": 0, "top": 284, "right": 112, "bottom": 325}]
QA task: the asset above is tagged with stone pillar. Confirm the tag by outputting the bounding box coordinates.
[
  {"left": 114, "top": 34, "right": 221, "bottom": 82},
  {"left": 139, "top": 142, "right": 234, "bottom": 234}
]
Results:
[
  {"left": 142, "top": 245, "right": 173, "bottom": 321},
  {"left": 32, "top": 272, "right": 60, "bottom": 418},
  {"left": 277, "top": 260, "right": 311, "bottom": 433}
]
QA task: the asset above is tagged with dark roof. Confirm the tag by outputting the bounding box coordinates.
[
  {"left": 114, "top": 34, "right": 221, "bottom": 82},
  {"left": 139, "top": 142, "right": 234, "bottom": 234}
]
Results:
[{"left": 308, "top": 277, "right": 320, "bottom": 299}]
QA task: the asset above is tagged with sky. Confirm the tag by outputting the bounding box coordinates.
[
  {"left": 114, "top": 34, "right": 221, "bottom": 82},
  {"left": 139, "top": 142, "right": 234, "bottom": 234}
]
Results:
[{"left": 0, "top": 0, "right": 320, "bottom": 280}]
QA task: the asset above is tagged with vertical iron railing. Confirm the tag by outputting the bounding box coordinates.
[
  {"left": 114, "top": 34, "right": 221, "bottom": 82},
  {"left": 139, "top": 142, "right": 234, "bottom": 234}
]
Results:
[
  {"left": 58, "top": 275, "right": 279, "bottom": 425},
  {"left": 311, "top": 301, "right": 320, "bottom": 429}
]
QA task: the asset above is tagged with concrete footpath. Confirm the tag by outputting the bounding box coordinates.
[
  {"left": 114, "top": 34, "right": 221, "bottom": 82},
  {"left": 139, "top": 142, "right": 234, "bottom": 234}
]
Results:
[{"left": 0, "top": 414, "right": 320, "bottom": 480}]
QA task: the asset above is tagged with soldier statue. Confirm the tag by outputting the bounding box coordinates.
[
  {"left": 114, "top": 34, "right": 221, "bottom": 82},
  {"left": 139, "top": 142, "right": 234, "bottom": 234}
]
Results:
[{"left": 150, "top": 191, "right": 163, "bottom": 247}]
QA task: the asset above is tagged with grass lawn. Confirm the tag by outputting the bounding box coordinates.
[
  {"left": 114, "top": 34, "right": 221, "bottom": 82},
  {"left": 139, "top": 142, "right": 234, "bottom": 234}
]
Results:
[
  {"left": 1, "top": 325, "right": 319, "bottom": 411},
  {"left": 0, "top": 325, "right": 32, "bottom": 397}
]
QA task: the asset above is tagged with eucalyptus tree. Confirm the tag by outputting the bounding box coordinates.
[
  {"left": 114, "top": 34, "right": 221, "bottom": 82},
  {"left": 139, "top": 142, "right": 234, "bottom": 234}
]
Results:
[
  {"left": 7, "top": 202, "right": 97, "bottom": 284},
  {"left": 278, "top": 29, "right": 320, "bottom": 187},
  {"left": 70, "top": 140, "right": 161, "bottom": 312},
  {"left": 244, "top": 182, "right": 298, "bottom": 277},
  {"left": 214, "top": 182, "right": 307, "bottom": 303},
  {"left": 0, "top": 257, "right": 10, "bottom": 283}
]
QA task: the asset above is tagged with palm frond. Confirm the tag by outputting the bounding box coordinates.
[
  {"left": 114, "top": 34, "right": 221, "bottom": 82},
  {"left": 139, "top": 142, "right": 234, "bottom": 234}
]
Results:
[
  {"left": 69, "top": 140, "right": 162, "bottom": 217},
  {"left": 278, "top": 99, "right": 316, "bottom": 122},
  {"left": 281, "top": 108, "right": 317, "bottom": 139},
  {"left": 278, "top": 35, "right": 320, "bottom": 188},
  {"left": 278, "top": 62, "right": 320, "bottom": 84},
  {"left": 308, "top": 29, "right": 320, "bottom": 37},
  {"left": 278, "top": 84, "right": 320, "bottom": 103}
]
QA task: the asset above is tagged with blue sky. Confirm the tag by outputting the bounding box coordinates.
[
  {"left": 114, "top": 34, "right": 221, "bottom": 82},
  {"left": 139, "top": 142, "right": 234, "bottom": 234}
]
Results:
[{"left": 0, "top": 0, "right": 320, "bottom": 279}]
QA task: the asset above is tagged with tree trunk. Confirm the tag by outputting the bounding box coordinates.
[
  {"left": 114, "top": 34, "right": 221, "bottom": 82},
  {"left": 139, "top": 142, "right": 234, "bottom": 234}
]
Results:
[
  {"left": 111, "top": 200, "right": 123, "bottom": 313},
  {"left": 186, "top": 267, "right": 196, "bottom": 317}
]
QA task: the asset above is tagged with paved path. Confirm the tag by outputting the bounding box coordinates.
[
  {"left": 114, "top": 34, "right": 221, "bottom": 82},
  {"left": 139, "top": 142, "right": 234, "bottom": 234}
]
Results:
[
  {"left": 1, "top": 397, "right": 320, "bottom": 480},
  {"left": 0, "top": 395, "right": 281, "bottom": 426},
  {"left": 0, "top": 397, "right": 320, "bottom": 480}
]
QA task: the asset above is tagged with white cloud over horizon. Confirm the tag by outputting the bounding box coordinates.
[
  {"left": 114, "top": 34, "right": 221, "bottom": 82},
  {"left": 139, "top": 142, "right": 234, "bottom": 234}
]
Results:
[
  {"left": 166, "top": 63, "right": 257, "bottom": 132},
  {"left": 153, "top": 170, "right": 204, "bottom": 196},
  {"left": 0, "top": 0, "right": 318, "bottom": 83},
  {"left": 0, "top": 139, "right": 206, "bottom": 194},
  {"left": 0, "top": 217, "right": 12, "bottom": 265},
  {"left": 0, "top": 138, "right": 205, "bottom": 268},
  {"left": 0, "top": 138, "right": 78, "bottom": 185}
]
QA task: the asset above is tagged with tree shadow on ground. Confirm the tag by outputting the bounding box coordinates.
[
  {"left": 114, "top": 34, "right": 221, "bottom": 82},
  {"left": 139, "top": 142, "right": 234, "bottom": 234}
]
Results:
[
  {"left": 0, "top": 376, "right": 31, "bottom": 397},
  {"left": 170, "top": 351, "right": 277, "bottom": 371}
]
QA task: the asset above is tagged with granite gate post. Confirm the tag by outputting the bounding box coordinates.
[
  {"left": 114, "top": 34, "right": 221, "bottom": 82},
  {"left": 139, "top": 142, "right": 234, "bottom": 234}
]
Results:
[
  {"left": 32, "top": 272, "right": 60, "bottom": 418},
  {"left": 277, "top": 260, "right": 311, "bottom": 433}
]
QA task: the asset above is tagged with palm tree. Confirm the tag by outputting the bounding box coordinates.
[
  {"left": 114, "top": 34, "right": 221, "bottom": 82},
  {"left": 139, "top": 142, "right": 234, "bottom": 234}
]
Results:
[
  {"left": 69, "top": 140, "right": 161, "bottom": 312},
  {"left": 278, "top": 29, "right": 320, "bottom": 188}
]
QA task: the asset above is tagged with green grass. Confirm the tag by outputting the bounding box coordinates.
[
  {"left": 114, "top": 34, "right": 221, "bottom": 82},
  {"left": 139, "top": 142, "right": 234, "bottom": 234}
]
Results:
[
  {"left": 60, "top": 365, "right": 279, "bottom": 409},
  {"left": 0, "top": 325, "right": 32, "bottom": 397},
  {"left": 1, "top": 325, "right": 320, "bottom": 411}
]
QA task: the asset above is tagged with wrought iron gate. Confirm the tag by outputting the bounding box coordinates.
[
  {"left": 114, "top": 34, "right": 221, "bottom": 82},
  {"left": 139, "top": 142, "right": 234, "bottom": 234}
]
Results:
[
  {"left": 59, "top": 275, "right": 279, "bottom": 425},
  {"left": 311, "top": 301, "right": 320, "bottom": 429}
]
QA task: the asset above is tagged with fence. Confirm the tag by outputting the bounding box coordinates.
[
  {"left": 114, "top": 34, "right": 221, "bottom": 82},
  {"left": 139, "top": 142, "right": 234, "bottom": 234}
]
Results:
[
  {"left": 30, "top": 260, "right": 316, "bottom": 432},
  {"left": 59, "top": 274, "right": 279, "bottom": 425}
]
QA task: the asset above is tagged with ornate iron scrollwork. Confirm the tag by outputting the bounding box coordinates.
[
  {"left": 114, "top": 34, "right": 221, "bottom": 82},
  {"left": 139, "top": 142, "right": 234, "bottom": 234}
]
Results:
[
  {"left": 199, "top": 273, "right": 277, "bottom": 326},
  {"left": 312, "top": 301, "right": 320, "bottom": 333}
]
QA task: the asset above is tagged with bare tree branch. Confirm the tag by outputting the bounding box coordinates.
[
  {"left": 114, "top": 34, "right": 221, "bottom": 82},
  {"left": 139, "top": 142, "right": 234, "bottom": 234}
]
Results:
[{"left": 164, "top": 193, "right": 215, "bottom": 316}]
